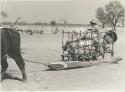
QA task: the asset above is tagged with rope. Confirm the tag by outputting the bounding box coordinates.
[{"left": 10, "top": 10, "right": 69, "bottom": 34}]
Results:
[{"left": 24, "top": 59, "right": 48, "bottom": 66}]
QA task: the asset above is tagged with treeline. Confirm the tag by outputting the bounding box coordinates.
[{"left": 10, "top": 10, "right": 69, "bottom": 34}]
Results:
[{"left": 1, "top": 21, "right": 90, "bottom": 27}]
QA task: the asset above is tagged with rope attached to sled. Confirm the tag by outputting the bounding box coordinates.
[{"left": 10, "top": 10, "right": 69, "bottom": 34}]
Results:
[{"left": 24, "top": 59, "right": 49, "bottom": 66}]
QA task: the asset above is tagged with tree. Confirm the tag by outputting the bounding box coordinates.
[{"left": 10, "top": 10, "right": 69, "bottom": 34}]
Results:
[
  {"left": 50, "top": 20, "right": 56, "bottom": 33},
  {"left": 96, "top": 7, "right": 107, "bottom": 28},
  {"left": 105, "top": 1, "right": 124, "bottom": 30},
  {"left": 96, "top": 1, "right": 124, "bottom": 30},
  {"left": 34, "top": 22, "right": 43, "bottom": 25}
]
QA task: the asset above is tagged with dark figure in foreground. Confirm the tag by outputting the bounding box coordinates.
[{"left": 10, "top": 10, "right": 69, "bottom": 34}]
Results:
[{"left": 1, "top": 27, "right": 27, "bottom": 82}]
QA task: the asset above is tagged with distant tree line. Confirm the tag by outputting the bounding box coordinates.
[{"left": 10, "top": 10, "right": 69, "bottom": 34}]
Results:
[{"left": 0, "top": 21, "right": 90, "bottom": 27}]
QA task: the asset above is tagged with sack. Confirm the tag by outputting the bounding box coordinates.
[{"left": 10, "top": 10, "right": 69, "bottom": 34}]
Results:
[{"left": 103, "top": 30, "right": 118, "bottom": 43}]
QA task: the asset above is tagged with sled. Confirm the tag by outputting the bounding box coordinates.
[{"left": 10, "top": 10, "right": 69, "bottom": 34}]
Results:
[{"left": 47, "top": 57, "right": 122, "bottom": 70}]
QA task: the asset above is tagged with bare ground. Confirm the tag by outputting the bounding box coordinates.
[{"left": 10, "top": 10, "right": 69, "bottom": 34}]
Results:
[{"left": 1, "top": 28, "right": 125, "bottom": 91}]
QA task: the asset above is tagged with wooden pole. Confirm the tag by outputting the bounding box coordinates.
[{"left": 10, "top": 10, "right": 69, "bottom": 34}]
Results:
[
  {"left": 78, "top": 30, "right": 81, "bottom": 61},
  {"left": 62, "top": 30, "right": 64, "bottom": 54},
  {"left": 68, "top": 32, "right": 70, "bottom": 40},
  {"left": 85, "top": 31, "right": 88, "bottom": 61},
  {"left": 71, "top": 31, "right": 73, "bottom": 46},
  {"left": 90, "top": 31, "right": 93, "bottom": 61},
  {"left": 97, "top": 31, "right": 99, "bottom": 60},
  {"left": 112, "top": 30, "right": 114, "bottom": 57}
]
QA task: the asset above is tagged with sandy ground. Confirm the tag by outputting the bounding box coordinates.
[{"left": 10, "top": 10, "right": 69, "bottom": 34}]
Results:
[{"left": 0, "top": 27, "right": 125, "bottom": 91}]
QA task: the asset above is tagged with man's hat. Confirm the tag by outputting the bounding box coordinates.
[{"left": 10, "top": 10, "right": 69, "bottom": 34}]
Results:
[{"left": 90, "top": 20, "right": 97, "bottom": 25}]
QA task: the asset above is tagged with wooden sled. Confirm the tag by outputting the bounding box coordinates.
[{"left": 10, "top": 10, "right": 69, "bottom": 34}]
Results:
[{"left": 47, "top": 57, "right": 122, "bottom": 70}]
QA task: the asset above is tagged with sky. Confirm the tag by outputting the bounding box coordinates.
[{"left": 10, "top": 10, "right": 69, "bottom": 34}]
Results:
[{"left": 0, "top": 0, "right": 124, "bottom": 24}]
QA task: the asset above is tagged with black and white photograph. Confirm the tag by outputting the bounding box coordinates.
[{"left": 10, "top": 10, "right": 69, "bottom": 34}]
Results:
[{"left": 0, "top": 0, "right": 125, "bottom": 91}]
